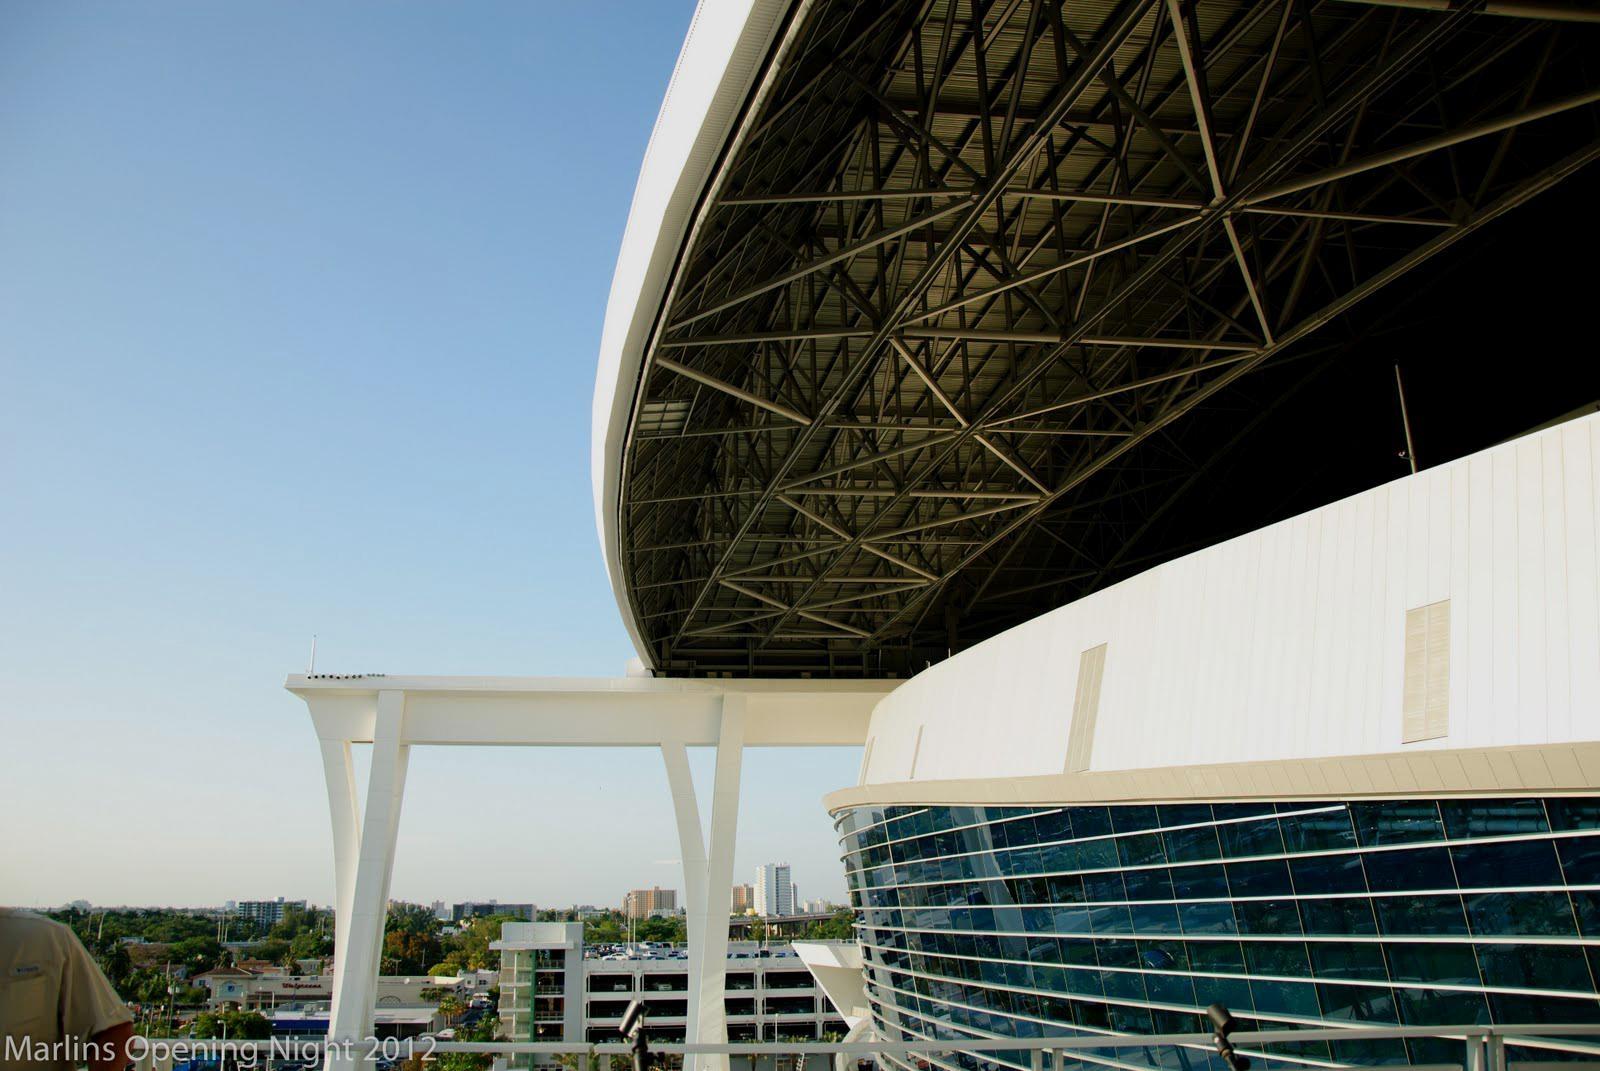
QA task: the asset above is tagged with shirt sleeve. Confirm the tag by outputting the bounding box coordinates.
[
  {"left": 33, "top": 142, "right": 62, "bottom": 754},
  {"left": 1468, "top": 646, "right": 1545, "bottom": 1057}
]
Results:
[{"left": 57, "top": 928, "right": 134, "bottom": 1041}]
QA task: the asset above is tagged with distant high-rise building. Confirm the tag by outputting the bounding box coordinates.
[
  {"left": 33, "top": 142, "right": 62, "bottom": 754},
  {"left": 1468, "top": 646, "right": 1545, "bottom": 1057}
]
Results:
[
  {"left": 754, "top": 864, "right": 793, "bottom": 917},
  {"left": 621, "top": 887, "right": 676, "bottom": 920},
  {"left": 730, "top": 884, "right": 754, "bottom": 914},
  {"left": 235, "top": 898, "right": 306, "bottom": 930}
]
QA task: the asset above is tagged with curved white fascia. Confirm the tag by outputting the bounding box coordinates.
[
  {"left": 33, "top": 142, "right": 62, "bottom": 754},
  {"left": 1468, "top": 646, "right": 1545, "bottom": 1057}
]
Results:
[
  {"left": 591, "top": 0, "right": 803, "bottom": 669},
  {"left": 858, "top": 412, "right": 1600, "bottom": 790}
]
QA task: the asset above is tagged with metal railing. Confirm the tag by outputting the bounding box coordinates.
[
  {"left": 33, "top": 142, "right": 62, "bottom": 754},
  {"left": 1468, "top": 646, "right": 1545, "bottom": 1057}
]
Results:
[{"left": 127, "top": 1024, "right": 1600, "bottom": 1071}]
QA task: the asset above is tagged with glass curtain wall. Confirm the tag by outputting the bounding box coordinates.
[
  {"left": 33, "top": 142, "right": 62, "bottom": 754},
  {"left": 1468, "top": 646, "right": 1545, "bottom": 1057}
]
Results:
[{"left": 836, "top": 797, "right": 1600, "bottom": 1071}]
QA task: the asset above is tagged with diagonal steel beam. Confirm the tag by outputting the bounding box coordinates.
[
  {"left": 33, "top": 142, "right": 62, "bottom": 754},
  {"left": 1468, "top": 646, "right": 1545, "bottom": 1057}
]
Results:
[{"left": 654, "top": 356, "right": 813, "bottom": 426}]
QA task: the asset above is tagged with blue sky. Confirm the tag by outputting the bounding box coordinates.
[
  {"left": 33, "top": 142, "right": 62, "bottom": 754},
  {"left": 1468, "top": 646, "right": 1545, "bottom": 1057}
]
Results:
[{"left": 0, "top": 2, "right": 859, "bottom": 910}]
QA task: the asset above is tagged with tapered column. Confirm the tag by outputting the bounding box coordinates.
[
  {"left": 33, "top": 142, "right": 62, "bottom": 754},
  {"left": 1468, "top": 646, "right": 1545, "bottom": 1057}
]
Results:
[
  {"left": 661, "top": 694, "right": 746, "bottom": 1071},
  {"left": 328, "top": 690, "right": 411, "bottom": 1068},
  {"left": 693, "top": 694, "right": 745, "bottom": 1071},
  {"left": 318, "top": 739, "right": 361, "bottom": 1002},
  {"left": 661, "top": 740, "right": 710, "bottom": 1043}
]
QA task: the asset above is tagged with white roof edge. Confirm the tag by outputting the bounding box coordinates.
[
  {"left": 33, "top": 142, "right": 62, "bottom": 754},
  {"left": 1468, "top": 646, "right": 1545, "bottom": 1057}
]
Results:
[{"left": 591, "top": 0, "right": 803, "bottom": 670}]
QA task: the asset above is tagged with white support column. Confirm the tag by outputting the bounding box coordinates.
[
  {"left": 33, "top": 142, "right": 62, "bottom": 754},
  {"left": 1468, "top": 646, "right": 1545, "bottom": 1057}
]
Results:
[
  {"left": 328, "top": 690, "right": 411, "bottom": 1068},
  {"left": 318, "top": 739, "right": 362, "bottom": 1000},
  {"left": 661, "top": 741, "right": 710, "bottom": 1043},
  {"left": 692, "top": 694, "right": 745, "bottom": 1071}
]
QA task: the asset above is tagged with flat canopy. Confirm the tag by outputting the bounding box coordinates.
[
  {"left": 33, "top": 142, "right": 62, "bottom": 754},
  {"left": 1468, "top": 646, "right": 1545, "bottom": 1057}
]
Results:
[{"left": 594, "top": 0, "right": 1600, "bottom": 678}]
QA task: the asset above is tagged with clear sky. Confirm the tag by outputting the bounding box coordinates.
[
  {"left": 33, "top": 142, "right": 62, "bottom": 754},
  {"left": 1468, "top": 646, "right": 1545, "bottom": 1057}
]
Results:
[{"left": 0, "top": 2, "right": 860, "bottom": 911}]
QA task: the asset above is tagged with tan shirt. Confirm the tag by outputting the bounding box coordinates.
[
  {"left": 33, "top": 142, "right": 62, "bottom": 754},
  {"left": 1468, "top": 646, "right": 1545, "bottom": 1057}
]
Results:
[{"left": 0, "top": 909, "right": 132, "bottom": 1071}]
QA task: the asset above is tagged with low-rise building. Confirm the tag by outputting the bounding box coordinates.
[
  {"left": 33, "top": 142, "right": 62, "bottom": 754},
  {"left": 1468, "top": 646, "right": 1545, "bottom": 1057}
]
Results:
[
  {"left": 193, "top": 967, "right": 476, "bottom": 1011},
  {"left": 453, "top": 901, "right": 534, "bottom": 922},
  {"left": 269, "top": 1004, "right": 442, "bottom": 1041}
]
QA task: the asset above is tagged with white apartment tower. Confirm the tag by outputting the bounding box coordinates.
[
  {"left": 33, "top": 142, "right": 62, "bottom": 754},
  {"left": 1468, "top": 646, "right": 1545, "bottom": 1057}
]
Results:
[{"left": 753, "top": 863, "right": 793, "bottom": 917}]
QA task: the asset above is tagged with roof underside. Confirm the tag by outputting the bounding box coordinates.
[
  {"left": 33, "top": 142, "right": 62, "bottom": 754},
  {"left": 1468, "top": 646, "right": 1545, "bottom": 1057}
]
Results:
[{"left": 616, "top": 0, "right": 1600, "bottom": 678}]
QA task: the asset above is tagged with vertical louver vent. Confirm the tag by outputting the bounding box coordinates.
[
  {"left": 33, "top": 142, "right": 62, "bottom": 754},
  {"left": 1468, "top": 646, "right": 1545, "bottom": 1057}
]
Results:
[
  {"left": 1066, "top": 643, "right": 1107, "bottom": 773},
  {"left": 1403, "top": 600, "right": 1451, "bottom": 743}
]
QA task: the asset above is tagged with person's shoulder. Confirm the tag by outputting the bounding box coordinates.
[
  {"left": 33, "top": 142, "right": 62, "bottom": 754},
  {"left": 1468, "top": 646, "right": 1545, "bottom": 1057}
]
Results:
[{"left": 0, "top": 907, "right": 80, "bottom": 949}]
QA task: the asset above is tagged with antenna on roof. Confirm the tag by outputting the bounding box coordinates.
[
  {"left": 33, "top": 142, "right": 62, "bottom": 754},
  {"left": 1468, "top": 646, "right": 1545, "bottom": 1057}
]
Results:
[
  {"left": 1395, "top": 364, "right": 1419, "bottom": 475},
  {"left": 309, "top": 635, "right": 318, "bottom": 674}
]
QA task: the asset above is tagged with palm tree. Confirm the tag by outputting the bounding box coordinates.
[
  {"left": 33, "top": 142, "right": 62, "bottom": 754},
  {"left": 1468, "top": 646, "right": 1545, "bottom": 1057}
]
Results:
[{"left": 436, "top": 995, "right": 466, "bottom": 1026}]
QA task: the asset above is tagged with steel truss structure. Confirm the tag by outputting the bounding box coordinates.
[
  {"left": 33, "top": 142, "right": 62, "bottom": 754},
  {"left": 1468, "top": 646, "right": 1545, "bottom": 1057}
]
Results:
[{"left": 616, "top": 0, "right": 1600, "bottom": 677}]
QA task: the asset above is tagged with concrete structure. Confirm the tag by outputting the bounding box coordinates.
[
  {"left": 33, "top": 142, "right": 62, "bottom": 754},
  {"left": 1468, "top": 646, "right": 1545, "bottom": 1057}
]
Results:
[
  {"left": 496, "top": 922, "right": 844, "bottom": 1069},
  {"left": 754, "top": 865, "right": 793, "bottom": 918},
  {"left": 732, "top": 885, "right": 754, "bottom": 914},
  {"left": 292, "top": 0, "right": 1600, "bottom": 1066},
  {"left": 290, "top": 676, "right": 890, "bottom": 1069},
  {"left": 623, "top": 887, "right": 678, "bottom": 920}
]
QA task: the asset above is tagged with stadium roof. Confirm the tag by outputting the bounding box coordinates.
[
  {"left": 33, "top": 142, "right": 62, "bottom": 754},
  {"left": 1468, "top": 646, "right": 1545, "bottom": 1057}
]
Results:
[{"left": 594, "top": 0, "right": 1600, "bottom": 678}]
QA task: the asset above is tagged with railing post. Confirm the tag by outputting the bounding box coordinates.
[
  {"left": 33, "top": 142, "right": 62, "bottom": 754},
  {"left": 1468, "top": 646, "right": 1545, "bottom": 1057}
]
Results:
[{"left": 1486, "top": 1033, "right": 1506, "bottom": 1071}]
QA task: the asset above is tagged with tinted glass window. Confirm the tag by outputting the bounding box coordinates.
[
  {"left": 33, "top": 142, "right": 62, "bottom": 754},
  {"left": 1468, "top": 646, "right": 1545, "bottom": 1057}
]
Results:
[
  {"left": 1301, "top": 897, "right": 1378, "bottom": 935},
  {"left": 1290, "top": 852, "right": 1368, "bottom": 894},
  {"left": 1310, "top": 941, "right": 1387, "bottom": 980},
  {"left": 1317, "top": 983, "right": 1398, "bottom": 1023},
  {"left": 1384, "top": 942, "right": 1478, "bottom": 986},
  {"left": 1547, "top": 799, "right": 1600, "bottom": 832},
  {"left": 1439, "top": 798, "right": 1549, "bottom": 839},
  {"left": 1163, "top": 824, "right": 1222, "bottom": 863},
  {"left": 1117, "top": 833, "right": 1165, "bottom": 868},
  {"left": 1177, "top": 902, "right": 1237, "bottom": 935},
  {"left": 1465, "top": 892, "right": 1576, "bottom": 937},
  {"left": 1394, "top": 987, "right": 1490, "bottom": 1027},
  {"left": 1476, "top": 942, "right": 1592, "bottom": 993},
  {"left": 1067, "top": 808, "right": 1112, "bottom": 839},
  {"left": 1189, "top": 940, "right": 1245, "bottom": 971},
  {"left": 1278, "top": 806, "right": 1359, "bottom": 853},
  {"left": 1122, "top": 868, "right": 1172, "bottom": 902},
  {"left": 1234, "top": 899, "right": 1302, "bottom": 935},
  {"left": 1363, "top": 847, "right": 1455, "bottom": 892},
  {"left": 1110, "top": 806, "right": 1159, "bottom": 834},
  {"left": 1170, "top": 864, "right": 1230, "bottom": 900},
  {"left": 1226, "top": 859, "right": 1293, "bottom": 898},
  {"left": 1217, "top": 817, "right": 1286, "bottom": 859},
  {"left": 1375, "top": 894, "right": 1469, "bottom": 936},
  {"left": 1244, "top": 941, "right": 1311, "bottom": 977},
  {"left": 1557, "top": 835, "right": 1600, "bottom": 885},
  {"left": 1452, "top": 838, "right": 1562, "bottom": 888},
  {"left": 1352, "top": 801, "right": 1443, "bottom": 846}
]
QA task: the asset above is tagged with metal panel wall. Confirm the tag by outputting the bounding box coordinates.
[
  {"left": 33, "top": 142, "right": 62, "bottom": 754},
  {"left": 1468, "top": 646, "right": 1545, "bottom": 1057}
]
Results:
[{"left": 862, "top": 414, "right": 1600, "bottom": 785}]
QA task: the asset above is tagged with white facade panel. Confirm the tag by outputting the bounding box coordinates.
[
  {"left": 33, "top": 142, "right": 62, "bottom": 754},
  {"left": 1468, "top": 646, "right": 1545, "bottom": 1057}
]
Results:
[{"left": 859, "top": 413, "right": 1600, "bottom": 787}]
